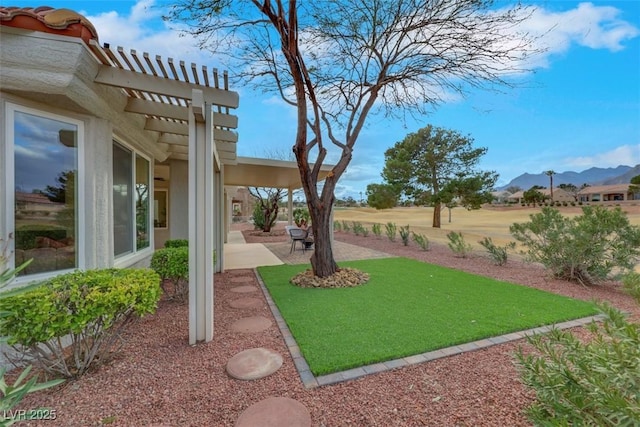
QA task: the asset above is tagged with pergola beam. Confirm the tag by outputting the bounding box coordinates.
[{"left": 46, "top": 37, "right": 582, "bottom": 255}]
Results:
[
  {"left": 145, "top": 118, "right": 238, "bottom": 142},
  {"left": 95, "top": 65, "right": 239, "bottom": 108},
  {"left": 125, "top": 98, "right": 239, "bottom": 127}
]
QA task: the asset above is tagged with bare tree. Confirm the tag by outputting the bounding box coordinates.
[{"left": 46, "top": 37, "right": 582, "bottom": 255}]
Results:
[
  {"left": 166, "top": 0, "right": 542, "bottom": 278},
  {"left": 248, "top": 187, "right": 284, "bottom": 232}
]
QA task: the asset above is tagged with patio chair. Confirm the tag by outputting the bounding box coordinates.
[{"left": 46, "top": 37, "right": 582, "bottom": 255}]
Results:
[{"left": 288, "top": 227, "right": 308, "bottom": 253}]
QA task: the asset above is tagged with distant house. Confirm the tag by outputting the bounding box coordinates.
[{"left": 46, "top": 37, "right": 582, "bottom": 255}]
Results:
[
  {"left": 506, "top": 187, "right": 573, "bottom": 204},
  {"left": 491, "top": 190, "right": 512, "bottom": 204},
  {"left": 577, "top": 184, "right": 637, "bottom": 202}
]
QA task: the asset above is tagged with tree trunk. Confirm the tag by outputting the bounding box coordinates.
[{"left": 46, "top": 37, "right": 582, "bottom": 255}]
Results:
[
  {"left": 433, "top": 202, "right": 442, "bottom": 228},
  {"left": 262, "top": 207, "right": 273, "bottom": 232},
  {"left": 309, "top": 198, "right": 338, "bottom": 277}
]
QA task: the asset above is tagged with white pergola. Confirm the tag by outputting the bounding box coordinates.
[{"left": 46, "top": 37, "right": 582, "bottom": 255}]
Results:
[{"left": 87, "top": 43, "right": 239, "bottom": 344}]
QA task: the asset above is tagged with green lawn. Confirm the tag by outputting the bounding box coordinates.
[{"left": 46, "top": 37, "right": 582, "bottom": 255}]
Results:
[{"left": 258, "top": 257, "right": 599, "bottom": 376}]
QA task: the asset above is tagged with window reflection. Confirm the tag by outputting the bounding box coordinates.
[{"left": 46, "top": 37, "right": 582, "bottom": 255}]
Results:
[
  {"left": 113, "top": 143, "right": 133, "bottom": 257},
  {"left": 136, "top": 154, "right": 150, "bottom": 250},
  {"left": 14, "top": 111, "right": 77, "bottom": 275}
]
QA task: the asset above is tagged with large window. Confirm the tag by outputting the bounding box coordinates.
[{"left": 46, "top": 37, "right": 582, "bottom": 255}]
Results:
[
  {"left": 11, "top": 108, "right": 80, "bottom": 276},
  {"left": 113, "top": 142, "right": 150, "bottom": 258}
]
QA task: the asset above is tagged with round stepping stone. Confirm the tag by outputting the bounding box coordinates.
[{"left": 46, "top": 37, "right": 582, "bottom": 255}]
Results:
[
  {"left": 230, "top": 316, "right": 273, "bottom": 333},
  {"left": 226, "top": 348, "right": 283, "bottom": 380},
  {"left": 229, "top": 297, "right": 263, "bottom": 309},
  {"left": 230, "top": 285, "right": 258, "bottom": 293},
  {"left": 236, "top": 397, "right": 311, "bottom": 427},
  {"left": 230, "top": 276, "right": 254, "bottom": 284}
]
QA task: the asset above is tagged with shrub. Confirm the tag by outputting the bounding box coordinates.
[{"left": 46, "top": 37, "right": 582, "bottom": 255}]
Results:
[
  {"left": 361, "top": 226, "right": 369, "bottom": 237},
  {"left": 385, "top": 222, "right": 397, "bottom": 241},
  {"left": 164, "top": 239, "right": 188, "bottom": 248},
  {"left": 411, "top": 232, "right": 430, "bottom": 251},
  {"left": 399, "top": 225, "right": 410, "bottom": 246},
  {"left": 352, "top": 221, "right": 363, "bottom": 236},
  {"left": 150, "top": 247, "right": 189, "bottom": 300},
  {"left": 622, "top": 272, "right": 640, "bottom": 304},
  {"left": 341, "top": 220, "right": 350, "bottom": 232},
  {"left": 1, "top": 234, "right": 63, "bottom": 423},
  {"left": 333, "top": 221, "right": 342, "bottom": 232},
  {"left": 510, "top": 206, "right": 640, "bottom": 285},
  {"left": 371, "top": 223, "right": 382, "bottom": 238},
  {"left": 446, "top": 231, "right": 472, "bottom": 258},
  {"left": 251, "top": 203, "right": 277, "bottom": 231},
  {"left": 516, "top": 304, "right": 640, "bottom": 425},
  {"left": 0, "top": 268, "right": 160, "bottom": 379},
  {"left": 478, "top": 237, "right": 516, "bottom": 266},
  {"left": 293, "top": 207, "right": 310, "bottom": 227}
]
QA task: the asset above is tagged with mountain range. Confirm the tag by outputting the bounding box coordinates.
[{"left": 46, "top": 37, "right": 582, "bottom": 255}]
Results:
[{"left": 498, "top": 164, "right": 640, "bottom": 191}]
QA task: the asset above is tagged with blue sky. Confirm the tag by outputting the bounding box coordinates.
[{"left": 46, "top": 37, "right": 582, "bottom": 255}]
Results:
[{"left": 4, "top": 0, "right": 639, "bottom": 197}]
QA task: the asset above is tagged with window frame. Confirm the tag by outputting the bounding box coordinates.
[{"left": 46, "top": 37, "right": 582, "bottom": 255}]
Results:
[
  {"left": 4, "top": 102, "right": 85, "bottom": 283},
  {"left": 112, "top": 138, "right": 153, "bottom": 267}
]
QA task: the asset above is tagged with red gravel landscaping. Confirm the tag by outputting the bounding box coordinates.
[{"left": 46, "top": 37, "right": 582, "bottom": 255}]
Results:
[{"left": 12, "top": 223, "right": 639, "bottom": 426}]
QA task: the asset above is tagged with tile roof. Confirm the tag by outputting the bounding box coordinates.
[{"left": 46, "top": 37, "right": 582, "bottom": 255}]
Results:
[{"left": 0, "top": 6, "right": 98, "bottom": 43}]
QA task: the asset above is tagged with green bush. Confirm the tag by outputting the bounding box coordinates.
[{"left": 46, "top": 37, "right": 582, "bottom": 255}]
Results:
[
  {"left": 164, "top": 239, "right": 188, "bottom": 248},
  {"left": 446, "top": 231, "right": 472, "bottom": 258},
  {"left": 361, "top": 226, "right": 369, "bottom": 237},
  {"left": 1, "top": 234, "right": 63, "bottom": 424},
  {"left": 333, "top": 221, "right": 342, "bottom": 232},
  {"left": 341, "top": 220, "right": 350, "bottom": 232},
  {"left": 150, "top": 247, "right": 189, "bottom": 301},
  {"left": 399, "top": 225, "right": 410, "bottom": 246},
  {"left": 352, "top": 221, "right": 363, "bottom": 236},
  {"left": 478, "top": 237, "right": 515, "bottom": 266},
  {"left": 510, "top": 206, "right": 640, "bottom": 285},
  {"left": 0, "top": 268, "right": 160, "bottom": 379},
  {"left": 411, "top": 232, "right": 430, "bottom": 251},
  {"left": 385, "top": 222, "right": 397, "bottom": 241},
  {"left": 251, "top": 203, "right": 277, "bottom": 231},
  {"left": 516, "top": 304, "right": 640, "bottom": 425},
  {"left": 371, "top": 223, "right": 382, "bottom": 238},
  {"left": 622, "top": 272, "right": 640, "bottom": 304}
]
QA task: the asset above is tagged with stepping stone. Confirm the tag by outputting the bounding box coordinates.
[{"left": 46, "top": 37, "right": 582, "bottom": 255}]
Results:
[
  {"left": 230, "top": 316, "right": 273, "bottom": 333},
  {"left": 226, "top": 348, "right": 283, "bottom": 380},
  {"left": 230, "top": 285, "right": 258, "bottom": 293},
  {"left": 228, "top": 297, "right": 263, "bottom": 309},
  {"left": 235, "top": 397, "right": 311, "bottom": 427},
  {"left": 230, "top": 276, "right": 254, "bottom": 284}
]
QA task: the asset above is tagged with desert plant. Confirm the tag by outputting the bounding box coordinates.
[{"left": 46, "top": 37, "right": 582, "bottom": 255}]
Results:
[
  {"left": 371, "top": 223, "right": 382, "bottom": 238},
  {"left": 150, "top": 247, "right": 189, "bottom": 300},
  {"left": 352, "top": 221, "right": 363, "bottom": 236},
  {"left": 516, "top": 303, "right": 640, "bottom": 425},
  {"left": 0, "top": 269, "right": 160, "bottom": 379},
  {"left": 411, "top": 232, "right": 430, "bottom": 251},
  {"left": 164, "top": 239, "right": 188, "bottom": 248},
  {"left": 399, "top": 225, "right": 410, "bottom": 246},
  {"left": 510, "top": 206, "right": 640, "bottom": 285},
  {"left": 293, "top": 207, "right": 310, "bottom": 227},
  {"left": 478, "top": 237, "right": 516, "bottom": 266},
  {"left": 446, "top": 231, "right": 472, "bottom": 258},
  {"left": 385, "top": 222, "right": 397, "bottom": 241},
  {"left": 622, "top": 271, "right": 640, "bottom": 304}
]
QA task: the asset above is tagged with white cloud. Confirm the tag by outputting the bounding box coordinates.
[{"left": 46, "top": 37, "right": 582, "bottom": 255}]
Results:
[
  {"left": 521, "top": 2, "right": 639, "bottom": 66},
  {"left": 82, "top": 0, "right": 223, "bottom": 69},
  {"left": 563, "top": 144, "right": 640, "bottom": 168}
]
